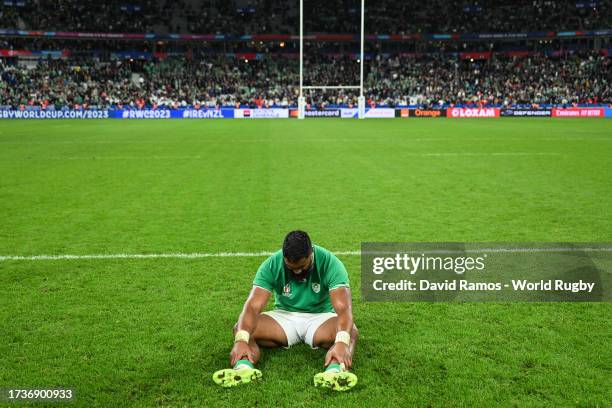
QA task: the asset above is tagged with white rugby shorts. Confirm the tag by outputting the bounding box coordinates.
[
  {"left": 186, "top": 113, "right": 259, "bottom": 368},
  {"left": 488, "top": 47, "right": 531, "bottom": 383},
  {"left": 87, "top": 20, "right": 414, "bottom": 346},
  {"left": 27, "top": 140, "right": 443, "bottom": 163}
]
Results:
[{"left": 262, "top": 309, "right": 337, "bottom": 349}]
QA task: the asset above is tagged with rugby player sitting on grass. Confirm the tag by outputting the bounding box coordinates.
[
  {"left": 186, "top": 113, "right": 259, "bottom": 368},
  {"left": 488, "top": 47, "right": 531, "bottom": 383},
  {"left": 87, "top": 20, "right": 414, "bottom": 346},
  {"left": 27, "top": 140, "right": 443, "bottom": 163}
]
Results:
[{"left": 213, "top": 230, "right": 359, "bottom": 391}]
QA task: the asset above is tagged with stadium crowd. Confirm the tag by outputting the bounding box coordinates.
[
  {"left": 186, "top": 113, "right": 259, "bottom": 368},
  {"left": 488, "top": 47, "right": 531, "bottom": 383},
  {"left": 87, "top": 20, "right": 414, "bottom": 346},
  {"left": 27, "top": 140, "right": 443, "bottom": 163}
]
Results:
[
  {"left": 0, "top": 0, "right": 159, "bottom": 33},
  {"left": 0, "top": 0, "right": 608, "bottom": 34},
  {"left": 1, "top": 51, "right": 609, "bottom": 109}
]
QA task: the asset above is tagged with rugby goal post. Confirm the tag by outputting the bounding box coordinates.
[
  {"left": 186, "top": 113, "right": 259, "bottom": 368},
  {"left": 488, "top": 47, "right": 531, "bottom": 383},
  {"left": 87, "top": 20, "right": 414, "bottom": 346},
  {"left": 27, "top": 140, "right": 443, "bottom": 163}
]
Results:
[{"left": 298, "top": 0, "right": 366, "bottom": 119}]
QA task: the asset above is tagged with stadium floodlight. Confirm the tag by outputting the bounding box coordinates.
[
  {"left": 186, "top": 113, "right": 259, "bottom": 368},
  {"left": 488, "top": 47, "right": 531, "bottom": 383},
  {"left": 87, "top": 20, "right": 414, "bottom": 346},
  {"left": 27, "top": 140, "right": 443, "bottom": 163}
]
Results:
[{"left": 298, "top": 0, "right": 366, "bottom": 119}]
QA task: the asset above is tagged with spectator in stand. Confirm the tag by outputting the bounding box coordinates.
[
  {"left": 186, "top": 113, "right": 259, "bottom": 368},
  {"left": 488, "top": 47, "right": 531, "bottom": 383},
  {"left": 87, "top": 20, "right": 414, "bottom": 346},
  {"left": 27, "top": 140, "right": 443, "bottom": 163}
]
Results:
[
  {"left": 0, "top": 0, "right": 609, "bottom": 35},
  {"left": 0, "top": 51, "right": 609, "bottom": 109}
]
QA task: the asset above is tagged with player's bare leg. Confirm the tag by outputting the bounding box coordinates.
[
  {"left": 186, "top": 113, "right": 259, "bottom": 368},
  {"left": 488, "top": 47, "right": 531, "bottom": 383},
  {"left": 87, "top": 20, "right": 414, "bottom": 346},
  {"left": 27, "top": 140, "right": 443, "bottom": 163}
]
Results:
[
  {"left": 312, "top": 318, "right": 359, "bottom": 391},
  {"left": 312, "top": 317, "right": 358, "bottom": 355},
  {"left": 213, "top": 314, "right": 287, "bottom": 387}
]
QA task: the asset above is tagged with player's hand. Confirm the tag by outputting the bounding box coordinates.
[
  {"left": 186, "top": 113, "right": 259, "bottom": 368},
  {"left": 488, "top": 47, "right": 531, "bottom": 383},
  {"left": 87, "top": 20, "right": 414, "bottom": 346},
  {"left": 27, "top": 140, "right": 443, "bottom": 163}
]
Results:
[
  {"left": 230, "top": 341, "right": 254, "bottom": 366},
  {"left": 325, "top": 342, "right": 352, "bottom": 369}
]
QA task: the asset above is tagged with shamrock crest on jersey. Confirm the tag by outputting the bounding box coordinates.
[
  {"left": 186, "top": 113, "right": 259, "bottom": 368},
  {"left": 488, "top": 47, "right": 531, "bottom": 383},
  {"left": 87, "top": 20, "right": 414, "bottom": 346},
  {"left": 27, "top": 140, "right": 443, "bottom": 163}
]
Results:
[{"left": 282, "top": 283, "right": 292, "bottom": 297}]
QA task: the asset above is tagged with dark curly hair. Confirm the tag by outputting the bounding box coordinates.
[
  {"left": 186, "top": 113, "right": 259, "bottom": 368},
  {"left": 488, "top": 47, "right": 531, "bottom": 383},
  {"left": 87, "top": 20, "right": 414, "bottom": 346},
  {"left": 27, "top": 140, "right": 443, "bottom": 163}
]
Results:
[{"left": 282, "top": 230, "right": 313, "bottom": 262}]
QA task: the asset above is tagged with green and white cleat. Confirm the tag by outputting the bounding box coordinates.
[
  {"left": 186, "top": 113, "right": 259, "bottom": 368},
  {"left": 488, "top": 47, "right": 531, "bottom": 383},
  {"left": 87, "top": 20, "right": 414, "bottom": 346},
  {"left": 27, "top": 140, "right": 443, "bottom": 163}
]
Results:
[
  {"left": 314, "top": 370, "right": 358, "bottom": 391},
  {"left": 212, "top": 367, "right": 262, "bottom": 388}
]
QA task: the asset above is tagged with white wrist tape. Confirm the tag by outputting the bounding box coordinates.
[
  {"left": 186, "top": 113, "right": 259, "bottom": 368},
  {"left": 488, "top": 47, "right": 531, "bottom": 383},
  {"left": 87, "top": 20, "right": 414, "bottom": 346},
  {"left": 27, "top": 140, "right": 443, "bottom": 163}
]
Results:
[
  {"left": 335, "top": 331, "right": 350, "bottom": 346},
  {"left": 234, "top": 329, "right": 250, "bottom": 343}
]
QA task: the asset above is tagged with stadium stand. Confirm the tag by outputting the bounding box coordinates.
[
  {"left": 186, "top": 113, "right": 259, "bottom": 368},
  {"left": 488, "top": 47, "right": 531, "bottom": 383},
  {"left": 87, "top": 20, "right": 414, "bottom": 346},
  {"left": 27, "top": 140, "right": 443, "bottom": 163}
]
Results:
[
  {"left": 1, "top": 50, "right": 609, "bottom": 109},
  {"left": 0, "top": 0, "right": 610, "bottom": 109},
  {"left": 0, "top": 0, "right": 608, "bottom": 34}
]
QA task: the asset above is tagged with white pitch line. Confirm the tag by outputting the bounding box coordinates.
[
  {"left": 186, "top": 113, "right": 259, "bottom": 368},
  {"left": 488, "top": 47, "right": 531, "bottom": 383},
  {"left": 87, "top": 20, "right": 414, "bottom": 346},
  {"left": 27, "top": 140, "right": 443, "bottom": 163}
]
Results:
[
  {"left": 0, "top": 248, "right": 610, "bottom": 261},
  {"left": 361, "top": 248, "right": 612, "bottom": 254},
  {"left": 420, "top": 152, "right": 560, "bottom": 157},
  {"left": 46, "top": 156, "right": 203, "bottom": 160},
  {"left": 27, "top": 153, "right": 561, "bottom": 161},
  {"left": 0, "top": 252, "right": 276, "bottom": 261}
]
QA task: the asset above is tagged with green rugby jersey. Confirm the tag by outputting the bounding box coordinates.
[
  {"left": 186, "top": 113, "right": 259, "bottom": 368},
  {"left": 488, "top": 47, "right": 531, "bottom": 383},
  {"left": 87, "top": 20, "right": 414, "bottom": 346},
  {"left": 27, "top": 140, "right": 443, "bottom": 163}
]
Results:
[{"left": 253, "top": 245, "right": 350, "bottom": 313}]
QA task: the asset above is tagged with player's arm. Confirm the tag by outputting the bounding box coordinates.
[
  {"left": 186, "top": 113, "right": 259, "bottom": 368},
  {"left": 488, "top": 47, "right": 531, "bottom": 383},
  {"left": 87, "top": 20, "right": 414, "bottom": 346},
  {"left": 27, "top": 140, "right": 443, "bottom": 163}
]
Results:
[
  {"left": 230, "top": 286, "right": 270, "bottom": 365},
  {"left": 235, "top": 286, "right": 270, "bottom": 334},
  {"left": 330, "top": 287, "right": 354, "bottom": 335},
  {"left": 326, "top": 287, "right": 354, "bottom": 368}
]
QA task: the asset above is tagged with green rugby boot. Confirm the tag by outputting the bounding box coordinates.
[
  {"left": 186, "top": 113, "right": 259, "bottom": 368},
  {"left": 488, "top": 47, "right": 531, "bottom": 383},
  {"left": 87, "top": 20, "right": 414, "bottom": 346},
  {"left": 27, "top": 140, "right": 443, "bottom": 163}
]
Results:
[
  {"left": 212, "top": 367, "right": 262, "bottom": 388},
  {"left": 314, "top": 370, "right": 358, "bottom": 391}
]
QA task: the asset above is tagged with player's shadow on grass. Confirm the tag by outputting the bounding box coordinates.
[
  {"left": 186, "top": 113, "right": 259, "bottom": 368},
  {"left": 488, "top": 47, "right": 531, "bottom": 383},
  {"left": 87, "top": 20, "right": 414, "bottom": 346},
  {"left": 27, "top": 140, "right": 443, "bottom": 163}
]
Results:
[{"left": 256, "top": 344, "right": 327, "bottom": 374}]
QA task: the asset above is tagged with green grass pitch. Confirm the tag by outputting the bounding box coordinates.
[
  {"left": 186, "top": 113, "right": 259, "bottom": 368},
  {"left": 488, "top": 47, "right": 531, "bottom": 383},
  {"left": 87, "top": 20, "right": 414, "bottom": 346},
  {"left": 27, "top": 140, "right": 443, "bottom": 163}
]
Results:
[{"left": 0, "top": 118, "right": 610, "bottom": 407}]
